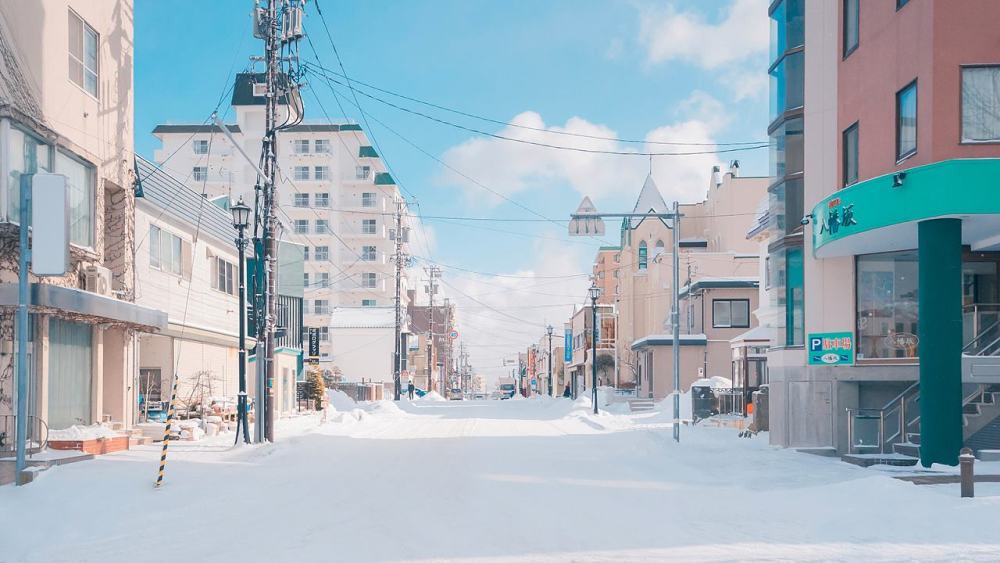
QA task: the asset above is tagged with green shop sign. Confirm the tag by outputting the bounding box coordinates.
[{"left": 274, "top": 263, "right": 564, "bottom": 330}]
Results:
[{"left": 808, "top": 332, "right": 854, "bottom": 366}]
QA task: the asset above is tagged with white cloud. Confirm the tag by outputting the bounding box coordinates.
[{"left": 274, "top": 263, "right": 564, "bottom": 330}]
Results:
[
  {"left": 719, "top": 69, "right": 769, "bottom": 102},
  {"left": 637, "top": 0, "right": 769, "bottom": 69},
  {"left": 438, "top": 91, "right": 727, "bottom": 207}
]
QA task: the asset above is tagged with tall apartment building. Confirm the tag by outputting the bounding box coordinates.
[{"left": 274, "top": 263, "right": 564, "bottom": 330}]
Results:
[
  {"left": 0, "top": 1, "right": 167, "bottom": 445},
  {"left": 152, "top": 73, "right": 408, "bottom": 371},
  {"left": 767, "top": 0, "right": 1000, "bottom": 466}
]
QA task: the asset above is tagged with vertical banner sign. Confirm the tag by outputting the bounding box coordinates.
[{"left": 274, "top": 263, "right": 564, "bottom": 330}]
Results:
[
  {"left": 308, "top": 328, "right": 320, "bottom": 359},
  {"left": 807, "top": 332, "right": 855, "bottom": 365},
  {"left": 564, "top": 328, "right": 572, "bottom": 362}
]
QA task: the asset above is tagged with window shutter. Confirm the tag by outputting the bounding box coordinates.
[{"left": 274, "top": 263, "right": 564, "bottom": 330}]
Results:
[{"left": 181, "top": 240, "right": 193, "bottom": 280}]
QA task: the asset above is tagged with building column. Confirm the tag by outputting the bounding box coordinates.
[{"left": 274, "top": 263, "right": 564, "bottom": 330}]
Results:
[
  {"left": 91, "top": 326, "right": 105, "bottom": 425},
  {"left": 917, "top": 218, "right": 963, "bottom": 467}
]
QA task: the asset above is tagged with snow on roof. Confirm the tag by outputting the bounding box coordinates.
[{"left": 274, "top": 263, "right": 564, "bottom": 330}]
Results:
[
  {"left": 746, "top": 197, "right": 770, "bottom": 239},
  {"left": 630, "top": 333, "right": 708, "bottom": 350},
  {"left": 329, "top": 307, "right": 396, "bottom": 329},
  {"left": 730, "top": 325, "right": 772, "bottom": 344},
  {"left": 629, "top": 174, "right": 671, "bottom": 229}
]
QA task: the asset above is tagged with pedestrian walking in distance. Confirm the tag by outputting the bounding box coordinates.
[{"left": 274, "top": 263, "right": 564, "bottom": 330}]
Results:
[{"left": 408, "top": 378, "right": 415, "bottom": 400}]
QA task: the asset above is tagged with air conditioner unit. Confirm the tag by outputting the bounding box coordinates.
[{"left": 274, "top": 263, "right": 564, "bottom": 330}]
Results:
[{"left": 85, "top": 265, "right": 113, "bottom": 297}]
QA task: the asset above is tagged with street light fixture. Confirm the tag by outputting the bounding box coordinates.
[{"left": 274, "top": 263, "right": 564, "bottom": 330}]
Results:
[
  {"left": 588, "top": 282, "right": 601, "bottom": 415},
  {"left": 230, "top": 196, "right": 252, "bottom": 445},
  {"left": 546, "top": 324, "right": 554, "bottom": 397}
]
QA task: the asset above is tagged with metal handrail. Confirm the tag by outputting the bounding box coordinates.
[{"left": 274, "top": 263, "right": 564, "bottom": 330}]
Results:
[
  {"left": 963, "top": 318, "right": 1000, "bottom": 354},
  {"left": 0, "top": 415, "right": 48, "bottom": 455}
]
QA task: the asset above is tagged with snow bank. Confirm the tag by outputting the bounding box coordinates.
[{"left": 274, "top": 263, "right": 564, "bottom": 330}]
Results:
[
  {"left": 418, "top": 391, "right": 446, "bottom": 402},
  {"left": 326, "top": 389, "right": 359, "bottom": 412},
  {"left": 48, "top": 424, "right": 121, "bottom": 441},
  {"left": 690, "top": 376, "right": 733, "bottom": 389}
]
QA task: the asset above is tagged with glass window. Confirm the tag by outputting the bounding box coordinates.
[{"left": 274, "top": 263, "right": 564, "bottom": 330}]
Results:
[
  {"left": 314, "top": 300, "right": 329, "bottom": 315},
  {"left": 769, "top": 117, "right": 804, "bottom": 179},
  {"left": 192, "top": 140, "right": 209, "bottom": 154},
  {"left": 149, "top": 225, "right": 182, "bottom": 275},
  {"left": 361, "top": 192, "right": 376, "bottom": 208},
  {"left": 192, "top": 166, "right": 207, "bottom": 182},
  {"left": 303, "top": 247, "right": 309, "bottom": 261},
  {"left": 7, "top": 127, "right": 51, "bottom": 223},
  {"left": 303, "top": 272, "right": 309, "bottom": 287},
  {"left": 319, "top": 272, "right": 329, "bottom": 288},
  {"left": 362, "top": 219, "right": 377, "bottom": 234},
  {"left": 315, "top": 219, "right": 329, "bottom": 234},
  {"left": 293, "top": 139, "right": 310, "bottom": 154},
  {"left": 713, "top": 300, "right": 751, "bottom": 329},
  {"left": 293, "top": 166, "right": 309, "bottom": 181},
  {"left": 56, "top": 150, "right": 95, "bottom": 247},
  {"left": 319, "top": 326, "right": 330, "bottom": 341},
  {"left": 768, "top": 177, "right": 803, "bottom": 240},
  {"left": 897, "top": 0, "right": 909, "bottom": 8},
  {"left": 356, "top": 166, "right": 371, "bottom": 180},
  {"left": 211, "top": 256, "right": 235, "bottom": 296},
  {"left": 843, "top": 122, "right": 859, "bottom": 186},
  {"left": 638, "top": 241, "right": 647, "bottom": 270},
  {"left": 68, "top": 10, "right": 99, "bottom": 97},
  {"left": 362, "top": 245, "right": 376, "bottom": 261},
  {"left": 856, "top": 250, "right": 919, "bottom": 359},
  {"left": 362, "top": 273, "right": 377, "bottom": 288},
  {"left": 770, "top": 0, "right": 805, "bottom": 64},
  {"left": 314, "top": 246, "right": 329, "bottom": 261},
  {"left": 294, "top": 219, "right": 308, "bottom": 234},
  {"left": 843, "top": 0, "right": 859, "bottom": 57},
  {"left": 897, "top": 80, "right": 918, "bottom": 159},
  {"left": 770, "top": 246, "right": 804, "bottom": 346},
  {"left": 314, "top": 139, "right": 331, "bottom": 153},
  {"left": 314, "top": 166, "right": 329, "bottom": 181},
  {"left": 769, "top": 50, "right": 804, "bottom": 123},
  {"left": 315, "top": 192, "right": 330, "bottom": 207},
  {"left": 961, "top": 66, "right": 1000, "bottom": 143},
  {"left": 293, "top": 193, "right": 309, "bottom": 207},
  {"left": 362, "top": 299, "right": 376, "bottom": 307}
]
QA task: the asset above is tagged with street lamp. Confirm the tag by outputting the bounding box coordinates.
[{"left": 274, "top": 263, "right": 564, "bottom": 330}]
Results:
[
  {"left": 588, "top": 282, "right": 601, "bottom": 415},
  {"left": 546, "top": 324, "right": 554, "bottom": 397},
  {"left": 230, "top": 196, "right": 252, "bottom": 445}
]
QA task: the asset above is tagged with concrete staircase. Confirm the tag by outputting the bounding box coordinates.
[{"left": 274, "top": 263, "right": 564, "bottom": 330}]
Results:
[
  {"left": 627, "top": 399, "right": 656, "bottom": 413},
  {"left": 889, "top": 385, "right": 1000, "bottom": 459}
]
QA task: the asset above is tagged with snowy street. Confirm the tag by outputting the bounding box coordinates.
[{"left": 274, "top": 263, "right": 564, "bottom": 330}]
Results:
[{"left": 3, "top": 396, "right": 1000, "bottom": 562}]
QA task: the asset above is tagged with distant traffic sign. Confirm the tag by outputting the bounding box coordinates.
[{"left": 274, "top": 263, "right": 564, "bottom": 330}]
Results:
[{"left": 449, "top": 330, "right": 459, "bottom": 340}]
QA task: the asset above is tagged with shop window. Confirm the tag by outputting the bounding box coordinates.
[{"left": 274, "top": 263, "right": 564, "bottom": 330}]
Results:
[
  {"left": 961, "top": 66, "right": 1000, "bottom": 143},
  {"left": 856, "top": 250, "right": 919, "bottom": 359}
]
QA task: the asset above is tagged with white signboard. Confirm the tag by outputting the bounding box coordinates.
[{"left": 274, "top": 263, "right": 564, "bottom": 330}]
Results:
[{"left": 30, "top": 173, "right": 69, "bottom": 276}]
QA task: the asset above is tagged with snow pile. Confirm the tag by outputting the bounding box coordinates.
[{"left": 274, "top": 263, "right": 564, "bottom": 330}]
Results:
[
  {"left": 48, "top": 424, "right": 122, "bottom": 441},
  {"left": 690, "top": 376, "right": 733, "bottom": 389},
  {"left": 418, "top": 390, "right": 447, "bottom": 402},
  {"left": 326, "top": 389, "right": 360, "bottom": 412}
]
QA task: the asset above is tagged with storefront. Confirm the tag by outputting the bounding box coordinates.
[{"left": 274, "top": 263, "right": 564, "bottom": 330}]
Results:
[{"left": 811, "top": 158, "right": 1000, "bottom": 465}]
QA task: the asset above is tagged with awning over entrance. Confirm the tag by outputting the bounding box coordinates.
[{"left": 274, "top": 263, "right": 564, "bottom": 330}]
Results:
[
  {"left": 811, "top": 159, "right": 1000, "bottom": 258},
  {"left": 0, "top": 283, "right": 167, "bottom": 331},
  {"left": 630, "top": 333, "right": 707, "bottom": 350}
]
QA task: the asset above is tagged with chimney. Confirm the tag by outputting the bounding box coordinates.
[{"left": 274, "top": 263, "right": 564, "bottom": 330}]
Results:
[
  {"left": 711, "top": 165, "right": 722, "bottom": 188},
  {"left": 729, "top": 159, "right": 740, "bottom": 177}
]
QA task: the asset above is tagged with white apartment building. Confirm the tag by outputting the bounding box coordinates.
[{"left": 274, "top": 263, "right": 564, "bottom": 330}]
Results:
[{"left": 151, "top": 73, "right": 408, "bottom": 369}]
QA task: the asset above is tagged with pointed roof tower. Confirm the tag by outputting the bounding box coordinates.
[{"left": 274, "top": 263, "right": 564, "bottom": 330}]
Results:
[{"left": 629, "top": 174, "right": 671, "bottom": 229}]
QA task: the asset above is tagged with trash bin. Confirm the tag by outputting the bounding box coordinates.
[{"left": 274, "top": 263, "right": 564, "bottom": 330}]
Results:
[{"left": 691, "top": 384, "right": 719, "bottom": 420}]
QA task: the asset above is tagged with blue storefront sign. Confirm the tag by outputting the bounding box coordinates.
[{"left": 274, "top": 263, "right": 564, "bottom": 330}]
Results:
[
  {"left": 564, "top": 328, "right": 572, "bottom": 362},
  {"left": 807, "top": 332, "right": 854, "bottom": 365}
]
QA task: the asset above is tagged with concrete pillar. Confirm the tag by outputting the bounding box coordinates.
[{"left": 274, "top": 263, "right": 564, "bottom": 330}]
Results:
[
  {"left": 918, "top": 218, "right": 963, "bottom": 467},
  {"left": 91, "top": 326, "right": 105, "bottom": 424}
]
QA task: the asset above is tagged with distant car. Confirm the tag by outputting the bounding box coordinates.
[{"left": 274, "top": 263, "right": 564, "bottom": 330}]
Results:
[
  {"left": 499, "top": 383, "right": 516, "bottom": 399},
  {"left": 472, "top": 393, "right": 487, "bottom": 400},
  {"left": 448, "top": 388, "right": 464, "bottom": 401}
]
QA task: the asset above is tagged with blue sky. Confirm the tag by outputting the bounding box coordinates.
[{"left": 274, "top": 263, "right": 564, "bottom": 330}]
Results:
[{"left": 135, "top": 0, "right": 771, "bottom": 374}]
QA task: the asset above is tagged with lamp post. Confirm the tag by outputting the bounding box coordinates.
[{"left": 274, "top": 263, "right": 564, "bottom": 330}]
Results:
[
  {"left": 231, "top": 197, "right": 252, "bottom": 445},
  {"left": 589, "top": 283, "right": 601, "bottom": 415},
  {"left": 546, "top": 324, "right": 554, "bottom": 397}
]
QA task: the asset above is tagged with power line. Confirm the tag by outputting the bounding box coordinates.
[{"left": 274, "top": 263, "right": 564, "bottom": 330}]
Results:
[
  {"left": 303, "top": 61, "right": 767, "bottom": 147},
  {"left": 305, "top": 64, "right": 771, "bottom": 157}
]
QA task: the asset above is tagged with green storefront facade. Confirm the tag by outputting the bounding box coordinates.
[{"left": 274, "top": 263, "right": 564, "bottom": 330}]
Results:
[{"left": 811, "top": 158, "right": 1000, "bottom": 466}]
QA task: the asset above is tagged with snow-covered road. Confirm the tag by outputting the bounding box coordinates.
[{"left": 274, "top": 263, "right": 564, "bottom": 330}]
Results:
[{"left": 2, "top": 395, "right": 1000, "bottom": 562}]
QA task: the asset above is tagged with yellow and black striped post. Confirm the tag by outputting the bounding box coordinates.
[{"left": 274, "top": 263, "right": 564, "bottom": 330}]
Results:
[{"left": 154, "top": 376, "right": 179, "bottom": 488}]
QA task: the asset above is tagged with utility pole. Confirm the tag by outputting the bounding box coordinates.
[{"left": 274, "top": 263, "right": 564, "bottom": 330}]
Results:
[
  {"left": 251, "top": 0, "right": 304, "bottom": 442},
  {"left": 426, "top": 265, "right": 440, "bottom": 393},
  {"left": 392, "top": 198, "right": 407, "bottom": 401}
]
